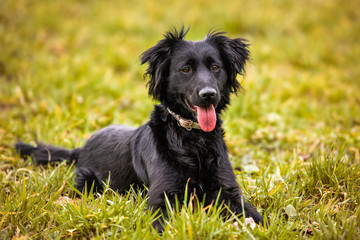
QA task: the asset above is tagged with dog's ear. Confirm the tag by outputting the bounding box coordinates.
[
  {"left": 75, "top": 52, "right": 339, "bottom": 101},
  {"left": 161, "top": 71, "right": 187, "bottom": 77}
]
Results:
[
  {"left": 141, "top": 27, "right": 189, "bottom": 100},
  {"left": 206, "top": 31, "right": 250, "bottom": 93},
  {"left": 140, "top": 39, "right": 172, "bottom": 100}
]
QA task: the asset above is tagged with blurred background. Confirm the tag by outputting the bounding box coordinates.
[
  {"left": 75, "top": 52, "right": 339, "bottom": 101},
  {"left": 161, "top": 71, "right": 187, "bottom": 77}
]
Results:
[{"left": 0, "top": 0, "right": 359, "bottom": 161}]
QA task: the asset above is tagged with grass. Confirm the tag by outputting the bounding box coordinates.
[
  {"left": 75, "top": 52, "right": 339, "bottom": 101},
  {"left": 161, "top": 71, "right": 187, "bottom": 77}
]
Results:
[{"left": 1, "top": 0, "right": 359, "bottom": 238}]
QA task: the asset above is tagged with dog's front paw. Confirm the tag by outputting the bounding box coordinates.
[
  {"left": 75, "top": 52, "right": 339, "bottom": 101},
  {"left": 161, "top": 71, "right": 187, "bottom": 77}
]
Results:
[{"left": 152, "top": 219, "right": 164, "bottom": 233}]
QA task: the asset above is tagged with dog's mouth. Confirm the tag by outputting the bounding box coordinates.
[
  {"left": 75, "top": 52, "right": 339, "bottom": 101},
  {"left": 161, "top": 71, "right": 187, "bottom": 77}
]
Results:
[{"left": 184, "top": 98, "right": 217, "bottom": 132}]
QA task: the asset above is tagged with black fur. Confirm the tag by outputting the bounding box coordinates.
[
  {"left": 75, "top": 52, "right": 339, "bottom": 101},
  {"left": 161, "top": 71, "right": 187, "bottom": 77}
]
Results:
[{"left": 16, "top": 27, "right": 263, "bottom": 231}]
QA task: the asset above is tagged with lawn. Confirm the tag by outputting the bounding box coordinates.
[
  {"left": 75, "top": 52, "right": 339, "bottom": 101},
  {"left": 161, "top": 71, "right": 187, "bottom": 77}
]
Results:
[{"left": 1, "top": 0, "right": 359, "bottom": 239}]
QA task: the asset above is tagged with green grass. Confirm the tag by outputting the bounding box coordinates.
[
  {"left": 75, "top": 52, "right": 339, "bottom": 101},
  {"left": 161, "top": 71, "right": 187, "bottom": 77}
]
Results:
[{"left": 1, "top": 0, "right": 360, "bottom": 238}]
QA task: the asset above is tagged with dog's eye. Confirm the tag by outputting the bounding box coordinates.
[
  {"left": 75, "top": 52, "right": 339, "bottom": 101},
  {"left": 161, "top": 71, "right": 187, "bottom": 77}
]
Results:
[
  {"left": 181, "top": 66, "right": 191, "bottom": 73},
  {"left": 211, "top": 64, "right": 220, "bottom": 72}
]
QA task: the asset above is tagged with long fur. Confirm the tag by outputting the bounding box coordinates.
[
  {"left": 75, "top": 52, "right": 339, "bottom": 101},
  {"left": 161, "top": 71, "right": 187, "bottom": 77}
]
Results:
[{"left": 16, "top": 27, "right": 263, "bottom": 231}]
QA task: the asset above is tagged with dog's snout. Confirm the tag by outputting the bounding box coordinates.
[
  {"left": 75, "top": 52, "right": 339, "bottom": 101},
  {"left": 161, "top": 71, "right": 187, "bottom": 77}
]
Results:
[{"left": 199, "top": 87, "right": 217, "bottom": 99}]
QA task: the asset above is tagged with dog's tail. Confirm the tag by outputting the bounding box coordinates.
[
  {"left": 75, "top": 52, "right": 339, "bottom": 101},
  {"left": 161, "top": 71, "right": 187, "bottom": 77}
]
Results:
[{"left": 15, "top": 141, "right": 80, "bottom": 165}]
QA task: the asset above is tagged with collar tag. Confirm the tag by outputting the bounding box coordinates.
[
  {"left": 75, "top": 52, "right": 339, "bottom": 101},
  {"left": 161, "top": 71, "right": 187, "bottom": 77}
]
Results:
[{"left": 167, "top": 108, "right": 202, "bottom": 131}]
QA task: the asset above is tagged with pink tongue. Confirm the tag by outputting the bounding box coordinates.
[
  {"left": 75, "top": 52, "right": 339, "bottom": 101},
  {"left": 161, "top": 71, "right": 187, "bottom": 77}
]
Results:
[{"left": 195, "top": 105, "right": 217, "bottom": 132}]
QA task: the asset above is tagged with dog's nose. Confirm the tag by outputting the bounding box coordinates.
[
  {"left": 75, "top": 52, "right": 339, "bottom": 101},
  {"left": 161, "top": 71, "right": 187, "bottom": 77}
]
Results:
[{"left": 199, "top": 87, "right": 217, "bottom": 99}]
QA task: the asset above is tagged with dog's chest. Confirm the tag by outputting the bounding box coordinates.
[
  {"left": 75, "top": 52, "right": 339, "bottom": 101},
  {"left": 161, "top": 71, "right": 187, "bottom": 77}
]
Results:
[
  {"left": 178, "top": 136, "right": 221, "bottom": 180},
  {"left": 172, "top": 134, "right": 220, "bottom": 167}
]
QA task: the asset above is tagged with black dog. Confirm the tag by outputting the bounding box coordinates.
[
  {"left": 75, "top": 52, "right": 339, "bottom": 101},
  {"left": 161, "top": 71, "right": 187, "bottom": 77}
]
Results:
[{"left": 16, "top": 27, "right": 264, "bottom": 231}]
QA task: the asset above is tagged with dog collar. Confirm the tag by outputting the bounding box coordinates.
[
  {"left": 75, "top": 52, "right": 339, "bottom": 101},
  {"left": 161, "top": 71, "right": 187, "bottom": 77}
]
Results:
[{"left": 167, "top": 108, "right": 202, "bottom": 131}]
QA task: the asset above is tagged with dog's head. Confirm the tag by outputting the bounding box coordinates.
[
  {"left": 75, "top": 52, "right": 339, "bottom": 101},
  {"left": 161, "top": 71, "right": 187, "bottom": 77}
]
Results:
[{"left": 141, "top": 27, "right": 250, "bottom": 132}]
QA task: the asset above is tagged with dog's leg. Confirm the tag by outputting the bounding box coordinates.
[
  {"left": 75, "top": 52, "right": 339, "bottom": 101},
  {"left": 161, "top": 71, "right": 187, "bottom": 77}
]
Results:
[
  {"left": 209, "top": 159, "right": 264, "bottom": 225},
  {"left": 220, "top": 187, "right": 264, "bottom": 225},
  {"left": 146, "top": 169, "right": 186, "bottom": 232},
  {"left": 148, "top": 187, "right": 182, "bottom": 232},
  {"left": 75, "top": 167, "right": 104, "bottom": 194}
]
